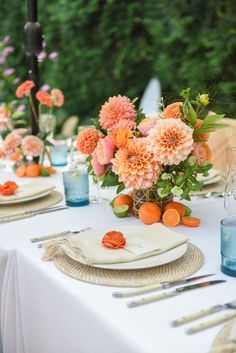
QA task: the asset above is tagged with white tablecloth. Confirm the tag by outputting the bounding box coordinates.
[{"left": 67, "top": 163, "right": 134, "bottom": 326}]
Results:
[{"left": 0, "top": 171, "right": 235, "bottom": 353}]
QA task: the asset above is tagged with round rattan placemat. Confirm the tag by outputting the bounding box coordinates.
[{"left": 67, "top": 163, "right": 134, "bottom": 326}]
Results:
[
  {"left": 54, "top": 242, "right": 203, "bottom": 287},
  {"left": 0, "top": 190, "right": 63, "bottom": 214},
  {"left": 210, "top": 320, "right": 236, "bottom": 353}
]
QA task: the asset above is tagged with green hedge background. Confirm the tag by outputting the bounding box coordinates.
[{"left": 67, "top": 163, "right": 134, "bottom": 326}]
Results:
[{"left": 0, "top": 0, "right": 236, "bottom": 123}]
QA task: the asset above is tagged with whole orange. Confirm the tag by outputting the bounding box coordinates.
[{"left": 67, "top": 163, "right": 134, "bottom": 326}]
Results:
[
  {"left": 138, "top": 202, "right": 161, "bottom": 225},
  {"left": 113, "top": 194, "right": 133, "bottom": 210},
  {"left": 26, "top": 163, "right": 40, "bottom": 177}
]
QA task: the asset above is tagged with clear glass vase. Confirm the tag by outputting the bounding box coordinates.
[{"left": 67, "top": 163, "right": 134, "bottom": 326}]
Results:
[
  {"left": 39, "top": 114, "right": 56, "bottom": 138},
  {"left": 224, "top": 147, "right": 236, "bottom": 217}
]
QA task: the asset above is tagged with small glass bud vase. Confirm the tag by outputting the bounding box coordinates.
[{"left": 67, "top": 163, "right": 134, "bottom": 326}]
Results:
[{"left": 39, "top": 113, "right": 56, "bottom": 138}]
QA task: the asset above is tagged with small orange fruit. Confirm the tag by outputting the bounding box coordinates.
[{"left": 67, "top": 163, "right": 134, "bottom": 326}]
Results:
[
  {"left": 182, "top": 216, "right": 201, "bottom": 227},
  {"left": 164, "top": 202, "right": 185, "bottom": 217},
  {"left": 26, "top": 163, "right": 40, "bottom": 177},
  {"left": 138, "top": 202, "right": 161, "bottom": 225},
  {"left": 15, "top": 164, "right": 26, "bottom": 177},
  {"left": 113, "top": 194, "right": 133, "bottom": 210}
]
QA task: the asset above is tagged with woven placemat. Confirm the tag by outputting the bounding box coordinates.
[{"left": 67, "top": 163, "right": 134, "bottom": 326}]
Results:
[
  {"left": 0, "top": 190, "right": 63, "bottom": 214},
  {"left": 209, "top": 319, "right": 236, "bottom": 353},
  {"left": 53, "top": 242, "right": 203, "bottom": 287}
]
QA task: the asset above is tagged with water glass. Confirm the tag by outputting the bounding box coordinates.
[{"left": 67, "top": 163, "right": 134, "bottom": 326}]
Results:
[
  {"left": 221, "top": 218, "right": 236, "bottom": 277},
  {"left": 63, "top": 169, "right": 89, "bottom": 207},
  {"left": 51, "top": 140, "right": 68, "bottom": 166}
]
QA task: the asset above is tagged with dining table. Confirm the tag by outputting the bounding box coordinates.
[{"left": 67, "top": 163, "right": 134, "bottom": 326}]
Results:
[{"left": 0, "top": 168, "right": 235, "bottom": 353}]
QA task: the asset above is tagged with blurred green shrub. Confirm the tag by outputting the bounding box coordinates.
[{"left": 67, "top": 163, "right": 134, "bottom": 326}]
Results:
[{"left": 0, "top": 0, "right": 236, "bottom": 122}]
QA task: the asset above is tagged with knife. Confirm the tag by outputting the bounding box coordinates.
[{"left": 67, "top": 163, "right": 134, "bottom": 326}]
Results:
[
  {"left": 186, "top": 311, "right": 236, "bottom": 334},
  {"left": 171, "top": 299, "right": 236, "bottom": 327},
  {"left": 127, "top": 280, "right": 226, "bottom": 308},
  {"left": 113, "top": 274, "right": 215, "bottom": 298}
]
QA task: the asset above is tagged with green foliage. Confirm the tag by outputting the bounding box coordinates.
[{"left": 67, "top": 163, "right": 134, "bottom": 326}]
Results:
[{"left": 0, "top": 0, "right": 236, "bottom": 122}]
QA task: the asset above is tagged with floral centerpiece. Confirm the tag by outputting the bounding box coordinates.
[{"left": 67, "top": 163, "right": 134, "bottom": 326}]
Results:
[
  {"left": 77, "top": 89, "right": 226, "bottom": 215},
  {"left": 0, "top": 80, "right": 64, "bottom": 177}
]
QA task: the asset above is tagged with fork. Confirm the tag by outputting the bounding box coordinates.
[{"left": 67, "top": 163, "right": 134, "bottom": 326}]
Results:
[
  {"left": 202, "top": 191, "right": 225, "bottom": 198},
  {"left": 31, "top": 226, "right": 92, "bottom": 245}
]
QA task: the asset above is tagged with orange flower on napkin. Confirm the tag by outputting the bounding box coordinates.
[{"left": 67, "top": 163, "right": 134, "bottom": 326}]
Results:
[
  {"left": 0, "top": 180, "right": 19, "bottom": 195},
  {"left": 102, "top": 231, "right": 126, "bottom": 249}
]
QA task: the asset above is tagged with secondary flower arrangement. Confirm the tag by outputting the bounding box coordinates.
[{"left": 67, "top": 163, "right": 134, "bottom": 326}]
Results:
[
  {"left": 0, "top": 80, "right": 64, "bottom": 177},
  {"left": 77, "top": 89, "right": 225, "bottom": 199}
]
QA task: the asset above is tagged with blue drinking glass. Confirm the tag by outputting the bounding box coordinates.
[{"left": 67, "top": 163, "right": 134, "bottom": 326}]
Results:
[
  {"left": 221, "top": 218, "right": 236, "bottom": 277},
  {"left": 51, "top": 141, "right": 68, "bottom": 166},
  {"left": 63, "top": 169, "right": 89, "bottom": 207}
]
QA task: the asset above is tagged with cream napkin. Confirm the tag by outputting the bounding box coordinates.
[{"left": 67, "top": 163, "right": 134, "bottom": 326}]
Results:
[
  {"left": 43, "top": 224, "right": 188, "bottom": 265},
  {"left": 0, "top": 181, "right": 55, "bottom": 203}
]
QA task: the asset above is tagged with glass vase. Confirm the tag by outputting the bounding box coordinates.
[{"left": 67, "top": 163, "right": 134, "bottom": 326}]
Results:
[{"left": 39, "top": 114, "right": 56, "bottom": 138}]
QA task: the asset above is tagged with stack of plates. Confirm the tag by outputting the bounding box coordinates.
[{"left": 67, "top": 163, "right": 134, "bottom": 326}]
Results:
[
  {"left": 0, "top": 181, "right": 56, "bottom": 205},
  {"left": 197, "top": 169, "right": 222, "bottom": 186}
]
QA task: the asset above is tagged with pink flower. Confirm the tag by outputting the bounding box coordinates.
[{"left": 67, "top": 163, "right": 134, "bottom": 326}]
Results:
[
  {"left": 38, "top": 51, "right": 47, "bottom": 62},
  {"left": 21, "top": 135, "right": 44, "bottom": 157},
  {"left": 148, "top": 118, "right": 194, "bottom": 165},
  {"left": 51, "top": 89, "right": 64, "bottom": 106},
  {"left": 48, "top": 52, "right": 58, "bottom": 60},
  {"left": 0, "top": 105, "right": 11, "bottom": 130},
  {"left": 3, "top": 131, "right": 22, "bottom": 155},
  {"left": 91, "top": 149, "right": 105, "bottom": 176},
  {"left": 3, "top": 35, "right": 10, "bottom": 44},
  {"left": 112, "top": 119, "right": 136, "bottom": 130},
  {"left": 3, "top": 68, "right": 15, "bottom": 76},
  {"left": 41, "top": 84, "right": 50, "bottom": 92},
  {"left": 138, "top": 117, "right": 159, "bottom": 136},
  {"left": 95, "top": 136, "right": 115, "bottom": 165},
  {"left": 99, "top": 95, "right": 137, "bottom": 129}
]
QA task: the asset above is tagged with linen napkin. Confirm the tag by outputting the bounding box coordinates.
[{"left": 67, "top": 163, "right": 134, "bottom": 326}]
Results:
[
  {"left": 0, "top": 181, "right": 55, "bottom": 203},
  {"left": 43, "top": 224, "right": 188, "bottom": 265}
]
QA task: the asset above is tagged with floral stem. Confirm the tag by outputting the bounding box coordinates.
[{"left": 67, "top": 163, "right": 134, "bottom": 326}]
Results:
[{"left": 29, "top": 93, "right": 39, "bottom": 123}]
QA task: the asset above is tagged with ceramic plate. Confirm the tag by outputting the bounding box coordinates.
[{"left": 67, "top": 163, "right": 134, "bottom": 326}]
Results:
[
  {"left": 93, "top": 243, "right": 187, "bottom": 270},
  {"left": 85, "top": 224, "right": 188, "bottom": 270},
  {"left": 197, "top": 169, "right": 220, "bottom": 183},
  {"left": 0, "top": 182, "right": 55, "bottom": 205}
]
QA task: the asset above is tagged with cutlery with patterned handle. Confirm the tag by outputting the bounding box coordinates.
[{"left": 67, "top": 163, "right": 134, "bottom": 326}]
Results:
[
  {"left": 127, "top": 280, "right": 226, "bottom": 308},
  {"left": 113, "top": 274, "right": 215, "bottom": 298},
  {"left": 171, "top": 299, "right": 236, "bottom": 327},
  {"left": 186, "top": 311, "right": 236, "bottom": 334}
]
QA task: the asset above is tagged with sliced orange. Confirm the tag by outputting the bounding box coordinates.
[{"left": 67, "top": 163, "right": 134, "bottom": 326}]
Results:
[
  {"left": 182, "top": 216, "right": 201, "bottom": 227},
  {"left": 162, "top": 209, "right": 181, "bottom": 227}
]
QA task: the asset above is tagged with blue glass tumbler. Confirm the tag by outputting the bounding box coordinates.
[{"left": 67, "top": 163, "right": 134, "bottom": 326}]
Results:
[
  {"left": 221, "top": 218, "right": 236, "bottom": 277},
  {"left": 51, "top": 140, "right": 68, "bottom": 166},
  {"left": 63, "top": 168, "right": 89, "bottom": 207}
]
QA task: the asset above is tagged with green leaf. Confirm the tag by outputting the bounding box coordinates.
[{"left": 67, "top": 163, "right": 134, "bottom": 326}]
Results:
[
  {"left": 116, "top": 182, "right": 125, "bottom": 194},
  {"left": 101, "top": 170, "right": 119, "bottom": 187},
  {"left": 186, "top": 101, "right": 197, "bottom": 126},
  {"left": 202, "top": 114, "right": 224, "bottom": 125}
]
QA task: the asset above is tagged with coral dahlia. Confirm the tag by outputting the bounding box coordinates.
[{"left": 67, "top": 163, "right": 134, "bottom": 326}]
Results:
[
  {"left": 99, "top": 95, "right": 137, "bottom": 129},
  {"left": 76, "top": 128, "right": 99, "bottom": 154},
  {"left": 21, "top": 135, "right": 44, "bottom": 157},
  {"left": 163, "top": 102, "right": 183, "bottom": 119},
  {"left": 148, "top": 118, "right": 194, "bottom": 165},
  {"left": 112, "top": 139, "right": 162, "bottom": 189}
]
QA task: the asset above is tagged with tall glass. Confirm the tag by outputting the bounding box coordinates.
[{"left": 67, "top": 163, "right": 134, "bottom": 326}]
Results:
[{"left": 51, "top": 140, "right": 68, "bottom": 167}]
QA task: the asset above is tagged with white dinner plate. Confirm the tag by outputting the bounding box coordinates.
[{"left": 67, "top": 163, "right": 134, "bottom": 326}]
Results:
[
  {"left": 202, "top": 174, "right": 222, "bottom": 186},
  {"left": 0, "top": 181, "right": 55, "bottom": 205},
  {"left": 197, "top": 169, "right": 220, "bottom": 183},
  {"left": 93, "top": 243, "right": 188, "bottom": 270},
  {"left": 84, "top": 224, "right": 188, "bottom": 270}
]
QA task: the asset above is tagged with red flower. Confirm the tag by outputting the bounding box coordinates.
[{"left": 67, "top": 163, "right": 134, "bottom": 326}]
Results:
[
  {"left": 16, "top": 80, "right": 35, "bottom": 98},
  {"left": 36, "top": 91, "right": 53, "bottom": 107}
]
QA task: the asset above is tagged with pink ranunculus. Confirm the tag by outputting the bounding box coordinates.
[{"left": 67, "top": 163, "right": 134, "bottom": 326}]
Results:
[
  {"left": 96, "top": 136, "right": 115, "bottom": 165},
  {"left": 137, "top": 117, "right": 159, "bottom": 136},
  {"left": 51, "top": 89, "right": 64, "bottom": 107},
  {"left": 3, "top": 131, "right": 22, "bottom": 155},
  {"left": 91, "top": 149, "right": 105, "bottom": 176}
]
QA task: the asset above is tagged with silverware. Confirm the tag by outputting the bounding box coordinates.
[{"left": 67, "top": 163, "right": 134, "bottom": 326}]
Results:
[
  {"left": 113, "top": 274, "right": 215, "bottom": 298},
  {"left": 127, "top": 280, "right": 226, "bottom": 308},
  {"left": 0, "top": 205, "right": 68, "bottom": 222},
  {"left": 186, "top": 311, "right": 236, "bottom": 334},
  {"left": 171, "top": 299, "right": 236, "bottom": 327},
  {"left": 202, "top": 191, "right": 225, "bottom": 198},
  {"left": 31, "top": 226, "right": 92, "bottom": 244}
]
